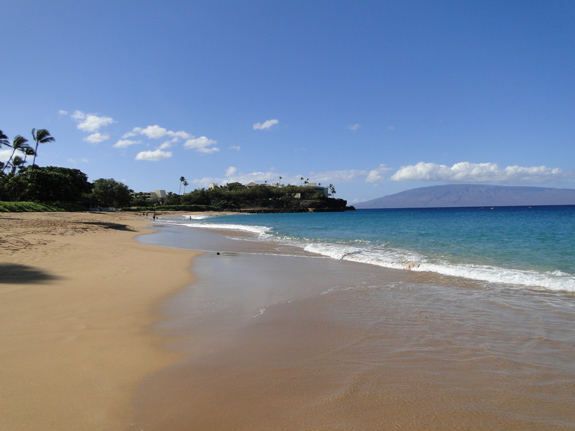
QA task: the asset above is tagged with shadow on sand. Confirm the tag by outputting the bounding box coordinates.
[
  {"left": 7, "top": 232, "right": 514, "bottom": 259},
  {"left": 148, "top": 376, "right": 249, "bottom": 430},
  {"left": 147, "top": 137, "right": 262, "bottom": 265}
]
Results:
[
  {"left": 79, "top": 221, "right": 136, "bottom": 231},
  {"left": 0, "top": 263, "right": 60, "bottom": 284}
]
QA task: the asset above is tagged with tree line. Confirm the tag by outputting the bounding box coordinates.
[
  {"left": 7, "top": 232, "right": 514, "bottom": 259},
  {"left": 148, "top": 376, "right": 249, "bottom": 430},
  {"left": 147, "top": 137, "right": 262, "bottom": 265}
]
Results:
[
  {"left": 153, "top": 182, "right": 347, "bottom": 212},
  {"left": 1, "top": 128, "right": 348, "bottom": 212},
  {"left": 1, "top": 128, "right": 132, "bottom": 210},
  {"left": 1, "top": 129, "right": 54, "bottom": 174}
]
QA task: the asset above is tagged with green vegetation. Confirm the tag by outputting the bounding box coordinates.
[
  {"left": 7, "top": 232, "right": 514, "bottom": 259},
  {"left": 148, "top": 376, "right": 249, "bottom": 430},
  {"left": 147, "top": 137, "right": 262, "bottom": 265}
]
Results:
[
  {"left": 1, "top": 166, "right": 92, "bottom": 204},
  {"left": 1, "top": 128, "right": 349, "bottom": 213},
  {"left": 0, "top": 201, "right": 86, "bottom": 212},
  {"left": 91, "top": 178, "right": 132, "bottom": 208},
  {"left": 153, "top": 183, "right": 348, "bottom": 213}
]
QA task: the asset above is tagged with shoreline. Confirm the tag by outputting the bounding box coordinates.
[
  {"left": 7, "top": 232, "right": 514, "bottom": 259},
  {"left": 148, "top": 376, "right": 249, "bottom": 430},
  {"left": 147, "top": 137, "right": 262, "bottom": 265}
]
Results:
[
  {"left": 4, "top": 212, "right": 575, "bottom": 430},
  {"left": 132, "top": 219, "right": 575, "bottom": 430},
  {"left": 0, "top": 211, "right": 201, "bottom": 431}
]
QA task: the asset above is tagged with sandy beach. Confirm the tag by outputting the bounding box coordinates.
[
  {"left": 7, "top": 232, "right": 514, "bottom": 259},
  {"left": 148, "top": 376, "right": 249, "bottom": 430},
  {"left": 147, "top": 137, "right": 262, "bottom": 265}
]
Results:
[
  {"left": 2, "top": 211, "right": 575, "bottom": 430},
  {"left": 0, "top": 211, "right": 200, "bottom": 431}
]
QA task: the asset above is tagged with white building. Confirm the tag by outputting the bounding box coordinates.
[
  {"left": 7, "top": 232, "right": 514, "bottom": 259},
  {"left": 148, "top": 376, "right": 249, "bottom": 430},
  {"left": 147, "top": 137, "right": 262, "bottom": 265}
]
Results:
[{"left": 132, "top": 190, "right": 167, "bottom": 201}]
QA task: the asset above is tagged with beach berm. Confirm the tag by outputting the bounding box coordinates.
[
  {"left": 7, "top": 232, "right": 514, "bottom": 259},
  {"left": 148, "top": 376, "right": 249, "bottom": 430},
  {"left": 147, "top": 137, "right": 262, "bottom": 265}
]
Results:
[{"left": 0, "top": 211, "right": 199, "bottom": 431}]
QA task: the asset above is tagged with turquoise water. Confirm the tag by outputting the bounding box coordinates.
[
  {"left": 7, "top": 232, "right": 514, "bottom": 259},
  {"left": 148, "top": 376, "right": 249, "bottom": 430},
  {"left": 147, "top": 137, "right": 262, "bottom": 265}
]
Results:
[{"left": 165, "top": 206, "right": 575, "bottom": 292}]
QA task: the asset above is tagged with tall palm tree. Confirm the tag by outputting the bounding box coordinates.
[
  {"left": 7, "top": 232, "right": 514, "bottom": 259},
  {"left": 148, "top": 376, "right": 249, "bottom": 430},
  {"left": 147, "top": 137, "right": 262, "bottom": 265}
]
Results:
[
  {"left": 183, "top": 180, "right": 189, "bottom": 194},
  {"left": 1, "top": 135, "right": 28, "bottom": 174},
  {"left": 179, "top": 176, "right": 186, "bottom": 194},
  {"left": 31, "top": 128, "right": 55, "bottom": 166}
]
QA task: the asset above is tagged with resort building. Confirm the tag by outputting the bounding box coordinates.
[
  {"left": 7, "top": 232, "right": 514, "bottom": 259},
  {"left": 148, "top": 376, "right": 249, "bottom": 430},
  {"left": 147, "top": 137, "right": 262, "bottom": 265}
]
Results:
[{"left": 131, "top": 190, "right": 167, "bottom": 201}]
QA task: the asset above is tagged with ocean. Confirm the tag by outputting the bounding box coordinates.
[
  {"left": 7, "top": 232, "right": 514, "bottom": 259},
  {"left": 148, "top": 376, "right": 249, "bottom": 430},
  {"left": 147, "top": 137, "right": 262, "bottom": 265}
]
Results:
[
  {"left": 133, "top": 206, "right": 575, "bottom": 430},
  {"left": 160, "top": 205, "right": 575, "bottom": 293}
]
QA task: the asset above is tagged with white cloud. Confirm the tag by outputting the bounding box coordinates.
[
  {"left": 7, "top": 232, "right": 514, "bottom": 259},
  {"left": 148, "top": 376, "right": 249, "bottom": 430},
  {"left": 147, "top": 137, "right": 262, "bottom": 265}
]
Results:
[
  {"left": 159, "top": 141, "right": 172, "bottom": 150},
  {"left": 311, "top": 168, "right": 389, "bottom": 184},
  {"left": 58, "top": 110, "right": 68, "bottom": 116},
  {"left": 73, "top": 111, "right": 115, "bottom": 132},
  {"left": 390, "top": 162, "right": 574, "bottom": 184},
  {"left": 138, "top": 125, "right": 169, "bottom": 139},
  {"left": 122, "top": 131, "right": 138, "bottom": 138},
  {"left": 71, "top": 110, "right": 85, "bottom": 120},
  {"left": 0, "top": 149, "right": 13, "bottom": 162},
  {"left": 135, "top": 149, "right": 173, "bottom": 161},
  {"left": 192, "top": 169, "right": 282, "bottom": 187},
  {"left": 84, "top": 132, "right": 110, "bottom": 143},
  {"left": 133, "top": 125, "right": 192, "bottom": 141},
  {"left": 113, "top": 139, "right": 141, "bottom": 148},
  {"left": 348, "top": 124, "right": 360, "bottom": 131},
  {"left": 190, "top": 166, "right": 390, "bottom": 189},
  {"left": 67, "top": 158, "right": 89, "bottom": 164},
  {"left": 253, "top": 119, "right": 279, "bottom": 130},
  {"left": 170, "top": 130, "right": 192, "bottom": 140},
  {"left": 366, "top": 164, "right": 391, "bottom": 183},
  {"left": 229, "top": 145, "right": 241, "bottom": 151},
  {"left": 183, "top": 136, "right": 219, "bottom": 153}
]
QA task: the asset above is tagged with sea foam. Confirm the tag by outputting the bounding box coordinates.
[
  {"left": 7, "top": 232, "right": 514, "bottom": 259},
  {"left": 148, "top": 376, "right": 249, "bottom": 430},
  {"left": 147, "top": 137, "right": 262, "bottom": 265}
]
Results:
[{"left": 303, "top": 241, "right": 575, "bottom": 293}]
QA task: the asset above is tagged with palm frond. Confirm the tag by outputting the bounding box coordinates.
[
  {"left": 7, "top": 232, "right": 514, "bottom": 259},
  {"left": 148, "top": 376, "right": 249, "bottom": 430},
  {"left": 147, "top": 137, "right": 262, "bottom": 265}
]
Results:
[
  {"left": 12, "top": 135, "right": 29, "bottom": 149},
  {"left": 33, "top": 128, "right": 55, "bottom": 144},
  {"left": 0, "top": 130, "right": 9, "bottom": 147}
]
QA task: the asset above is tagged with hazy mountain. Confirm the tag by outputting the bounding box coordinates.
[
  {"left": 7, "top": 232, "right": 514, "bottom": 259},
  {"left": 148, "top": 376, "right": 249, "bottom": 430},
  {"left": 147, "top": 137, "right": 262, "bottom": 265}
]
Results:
[{"left": 355, "top": 185, "right": 575, "bottom": 209}]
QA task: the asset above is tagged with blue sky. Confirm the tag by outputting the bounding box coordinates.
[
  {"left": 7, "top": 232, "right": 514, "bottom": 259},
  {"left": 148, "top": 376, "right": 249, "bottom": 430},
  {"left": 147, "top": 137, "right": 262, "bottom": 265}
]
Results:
[{"left": 2, "top": 0, "right": 575, "bottom": 203}]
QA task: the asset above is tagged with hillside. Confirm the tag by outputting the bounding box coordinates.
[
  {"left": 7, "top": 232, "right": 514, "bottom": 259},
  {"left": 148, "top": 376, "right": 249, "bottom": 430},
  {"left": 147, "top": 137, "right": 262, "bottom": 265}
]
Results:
[{"left": 355, "top": 184, "right": 575, "bottom": 209}]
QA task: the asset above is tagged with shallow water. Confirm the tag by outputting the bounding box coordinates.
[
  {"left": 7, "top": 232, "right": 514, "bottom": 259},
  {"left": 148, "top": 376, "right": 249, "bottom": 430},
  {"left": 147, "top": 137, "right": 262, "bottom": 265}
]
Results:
[
  {"left": 131, "top": 224, "right": 575, "bottom": 430},
  {"left": 155, "top": 207, "right": 575, "bottom": 292}
]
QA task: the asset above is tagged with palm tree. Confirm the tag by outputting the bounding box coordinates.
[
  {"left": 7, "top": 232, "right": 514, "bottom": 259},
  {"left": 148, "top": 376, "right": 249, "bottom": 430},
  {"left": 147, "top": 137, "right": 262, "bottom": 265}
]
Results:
[
  {"left": 0, "top": 130, "right": 9, "bottom": 149},
  {"left": 22, "top": 145, "right": 36, "bottom": 163},
  {"left": 0, "top": 130, "right": 9, "bottom": 173},
  {"left": 183, "top": 180, "right": 189, "bottom": 194},
  {"left": 10, "top": 156, "right": 25, "bottom": 174},
  {"left": 329, "top": 184, "right": 336, "bottom": 198},
  {"left": 1, "top": 135, "right": 28, "bottom": 174},
  {"left": 179, "top": 176, "right": 186, "bottom": 194},
  {"left": 31, "top": 128, "right": 55, "bottom": 166}
]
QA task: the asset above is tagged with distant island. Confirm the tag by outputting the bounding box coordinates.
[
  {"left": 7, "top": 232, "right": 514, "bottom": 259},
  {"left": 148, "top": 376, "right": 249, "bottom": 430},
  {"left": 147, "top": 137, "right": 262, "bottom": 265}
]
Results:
[{"left": 355, "top": 184, "right": 575, "bottom": 209}]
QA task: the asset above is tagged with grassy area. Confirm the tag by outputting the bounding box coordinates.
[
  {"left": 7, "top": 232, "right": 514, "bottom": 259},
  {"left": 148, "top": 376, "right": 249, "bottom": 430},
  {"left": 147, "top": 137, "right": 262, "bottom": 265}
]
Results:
[{"left": 0, "top": 202, "right": 88, "bottom": 212}]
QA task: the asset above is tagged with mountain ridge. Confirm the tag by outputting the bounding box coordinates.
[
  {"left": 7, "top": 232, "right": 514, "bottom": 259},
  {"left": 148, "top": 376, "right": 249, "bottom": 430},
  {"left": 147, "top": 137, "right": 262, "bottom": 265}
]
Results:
[{"left": 355, "top": 185, "right": 575, "bottom": 209}]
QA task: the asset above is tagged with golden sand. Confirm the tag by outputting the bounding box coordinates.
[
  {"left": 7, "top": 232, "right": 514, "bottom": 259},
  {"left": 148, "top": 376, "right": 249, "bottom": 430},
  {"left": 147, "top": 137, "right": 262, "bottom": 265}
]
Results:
[{"left": 0, "top": 211, "right": 200, "bottom": 431}]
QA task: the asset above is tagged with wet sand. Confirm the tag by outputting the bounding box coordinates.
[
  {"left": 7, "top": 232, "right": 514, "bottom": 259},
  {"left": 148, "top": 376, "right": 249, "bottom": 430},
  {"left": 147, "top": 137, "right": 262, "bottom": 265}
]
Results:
[
  {"left": 132, "top": 225, "right": 575, "bottom": 430},
  {"left": 3, "top": 213, "right": 574, "bottom": 430},
  {"left": 0, "top": 211, "right": 201, "bottom": 431}
]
